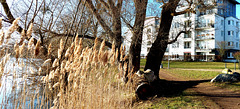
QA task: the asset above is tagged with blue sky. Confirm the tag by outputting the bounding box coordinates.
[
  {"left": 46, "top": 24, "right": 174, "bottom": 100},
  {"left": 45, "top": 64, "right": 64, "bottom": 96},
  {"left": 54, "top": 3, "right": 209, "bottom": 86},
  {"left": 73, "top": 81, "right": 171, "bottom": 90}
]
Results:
[
  {"left": 147, "top": 0, "right": 240, "bottom": 19},
  {"left": 237, "top": 0, "right": 240, "bottom": 18}
]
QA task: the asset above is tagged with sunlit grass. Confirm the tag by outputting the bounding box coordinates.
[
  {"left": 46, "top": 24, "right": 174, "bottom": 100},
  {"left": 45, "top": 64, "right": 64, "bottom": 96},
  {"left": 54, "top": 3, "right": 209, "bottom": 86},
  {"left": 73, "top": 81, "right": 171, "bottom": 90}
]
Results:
[
  {"left": 214, "top": 82, "right": 240, "bottom": 93},
  {"left": 162, "top": 61, "right": 238, "bottom": 69},
  {"left": 141, "top": 59, "right": 240, "bottom": 70},
  {"left": 163, "top": 69, "right": 222, "bottom": 80},
  {"left": 135, "top": 89, "right": 214, "bottom": 109}
]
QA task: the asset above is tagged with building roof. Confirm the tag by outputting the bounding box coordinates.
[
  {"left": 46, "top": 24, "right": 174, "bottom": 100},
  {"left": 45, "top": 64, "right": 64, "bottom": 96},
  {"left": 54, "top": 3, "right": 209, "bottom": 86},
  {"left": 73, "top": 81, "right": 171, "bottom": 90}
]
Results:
[
  {"left": 229, "top": 0, "right": 240, "bottom": 4},
  {"left": 145, "top": 16, "right": 160, "bottom": 20}
]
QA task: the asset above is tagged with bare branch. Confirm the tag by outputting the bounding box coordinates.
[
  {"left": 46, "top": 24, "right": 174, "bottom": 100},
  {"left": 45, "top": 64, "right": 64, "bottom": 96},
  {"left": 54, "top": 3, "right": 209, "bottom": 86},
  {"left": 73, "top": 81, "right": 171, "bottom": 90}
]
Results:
[
  {"left": 45, "top": 30, "right": 112, "bottom": 48},
  {"left": 0, "top": 0, "right": 15, "bottom": 23},
  {"left": 117, "top": 0, "right": 123, "bottom": 9},
  {"left": 167, "top": 31, "right": 186, "bottom": 44},
  {"left": 99, "top": 0, "right": 110, "bottom": 10},
  {"left": 85, "top": 0, "right": 114, "bottom": 38},
  {"left": 24, "top": 0, "right": 34, "bottom": 29},
  {"left": 161, "top": 0, "right": 167, "bottom": 4},
  {"left": 171, "top": 8, "right": 196, "bottom": 16},
  {"left": 121, "top": 15, "right": 133, "bottom": 32}
]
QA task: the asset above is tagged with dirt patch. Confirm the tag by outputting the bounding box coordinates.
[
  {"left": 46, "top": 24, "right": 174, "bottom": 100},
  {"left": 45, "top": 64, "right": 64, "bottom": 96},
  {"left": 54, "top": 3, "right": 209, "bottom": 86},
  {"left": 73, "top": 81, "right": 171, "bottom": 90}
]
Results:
[{"left": 159, "top": 69, "right": 240, "bottom": 109}]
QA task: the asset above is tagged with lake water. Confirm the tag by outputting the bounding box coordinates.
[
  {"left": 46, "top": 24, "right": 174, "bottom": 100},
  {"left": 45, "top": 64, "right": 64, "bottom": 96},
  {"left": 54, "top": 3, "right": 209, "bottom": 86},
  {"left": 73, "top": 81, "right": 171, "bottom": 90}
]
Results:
[{"left": 0, "top": 57, "right": 50, "bottom": 108}]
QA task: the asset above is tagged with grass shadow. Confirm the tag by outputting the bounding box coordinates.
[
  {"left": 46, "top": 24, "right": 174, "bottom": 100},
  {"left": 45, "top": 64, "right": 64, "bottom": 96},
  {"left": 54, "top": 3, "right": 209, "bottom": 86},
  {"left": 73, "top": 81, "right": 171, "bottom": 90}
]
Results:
[{"left": 152, "top": 79, "right": 211, "bottom": 97}]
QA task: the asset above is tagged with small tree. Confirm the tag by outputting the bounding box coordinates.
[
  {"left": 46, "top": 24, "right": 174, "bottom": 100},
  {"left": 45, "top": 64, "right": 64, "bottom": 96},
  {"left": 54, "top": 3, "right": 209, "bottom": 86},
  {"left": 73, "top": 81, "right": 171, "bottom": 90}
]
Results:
[
  {"left": 216, "top": 41, "right": 227, "bottom": 61},
  {"left": 233, "top": 52, "right": 240, "bottom": 70}
]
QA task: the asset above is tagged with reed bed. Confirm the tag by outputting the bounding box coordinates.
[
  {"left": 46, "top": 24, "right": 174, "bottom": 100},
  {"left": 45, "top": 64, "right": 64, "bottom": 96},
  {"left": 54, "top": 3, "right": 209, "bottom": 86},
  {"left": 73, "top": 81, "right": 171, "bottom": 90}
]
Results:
[{"left": 0, "top": 18, "right": 134, "bottom": 108}]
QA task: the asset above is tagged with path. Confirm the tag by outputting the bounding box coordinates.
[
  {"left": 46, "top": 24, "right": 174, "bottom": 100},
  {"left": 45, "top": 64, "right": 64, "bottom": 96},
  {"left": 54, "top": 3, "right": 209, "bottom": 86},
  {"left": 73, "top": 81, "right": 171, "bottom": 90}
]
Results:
[
  {"left": 159, "top": 70, "right": 240, "bottom": 109},
  {"left": 173, "top": 68, "right": 240, "bottom": 72}
]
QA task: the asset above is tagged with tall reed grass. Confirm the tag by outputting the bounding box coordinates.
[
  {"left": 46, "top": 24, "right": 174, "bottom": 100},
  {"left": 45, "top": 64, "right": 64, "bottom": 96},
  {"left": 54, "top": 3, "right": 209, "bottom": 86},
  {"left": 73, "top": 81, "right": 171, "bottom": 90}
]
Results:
[{"left": 0, "top": 18, "right": 134, "bottom": 108}]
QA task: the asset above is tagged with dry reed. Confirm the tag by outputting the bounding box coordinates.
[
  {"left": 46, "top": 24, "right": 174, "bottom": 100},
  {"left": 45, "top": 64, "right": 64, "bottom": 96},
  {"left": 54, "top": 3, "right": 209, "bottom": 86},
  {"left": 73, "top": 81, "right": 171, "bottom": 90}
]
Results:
[{"left": 0, "top": 17, "right": 134, "bottom": 109}]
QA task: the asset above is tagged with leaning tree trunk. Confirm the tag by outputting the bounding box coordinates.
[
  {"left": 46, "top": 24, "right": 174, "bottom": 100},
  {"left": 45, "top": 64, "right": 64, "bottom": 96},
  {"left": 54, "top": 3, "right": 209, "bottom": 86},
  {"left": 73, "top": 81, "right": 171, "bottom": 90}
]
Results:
[
  {"left": 128, "top": 0, "right": 148, "bottom": 78},
  {"left": 144, "top": 0, "right": 180, "bottom": 79}
]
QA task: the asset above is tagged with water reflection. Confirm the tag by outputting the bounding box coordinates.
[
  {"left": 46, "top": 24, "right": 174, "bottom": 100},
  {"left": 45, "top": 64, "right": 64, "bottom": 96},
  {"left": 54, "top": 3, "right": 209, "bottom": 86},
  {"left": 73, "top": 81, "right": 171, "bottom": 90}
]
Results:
[{"left": 0, "top": 57, "right": 50, "bottom": 108}]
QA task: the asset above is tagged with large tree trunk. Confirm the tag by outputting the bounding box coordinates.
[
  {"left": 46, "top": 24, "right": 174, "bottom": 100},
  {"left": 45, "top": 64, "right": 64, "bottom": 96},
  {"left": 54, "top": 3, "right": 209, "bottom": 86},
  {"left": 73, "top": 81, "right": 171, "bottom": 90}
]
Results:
[
  {"left": 86, "top": 0, "right": 122, "bottom": 54},
  {"left": 144, "top": 0, "right": 180, "bottom": 79},
  {"left": 112, "top": 4, "right": 122, "bottom": 54},
  {"left": 128, "top": 0, "right": 148, "bottom": 76}
]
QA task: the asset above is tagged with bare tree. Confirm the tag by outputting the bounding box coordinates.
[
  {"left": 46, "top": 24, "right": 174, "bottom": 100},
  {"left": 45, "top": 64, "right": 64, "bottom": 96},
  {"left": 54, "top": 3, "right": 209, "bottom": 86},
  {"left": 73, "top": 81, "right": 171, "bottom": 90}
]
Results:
[
  {"left": 0, "top": 0, "right": 113, "bottom": 56},
  {"left": 233, "top": 52, "right": 240, "bottom": 69},
  {"left": 85, "top": 0, "right": 123, "bottom": 51},
  {"left": 1, "top": 0, "right": 217, "bottom": 81},
  {"left": 216, "top": 41, "right": 227, "bottom": 61}
]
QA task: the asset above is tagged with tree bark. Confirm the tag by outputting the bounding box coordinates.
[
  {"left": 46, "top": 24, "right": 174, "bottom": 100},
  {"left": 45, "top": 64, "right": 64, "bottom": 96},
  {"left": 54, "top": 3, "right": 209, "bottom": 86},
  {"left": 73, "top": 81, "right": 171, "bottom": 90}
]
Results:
[
  {"left": 144, "top": 0, "right": 180, "bottom": 79},
  {"left": 0, "top": 0, "right": 23, "bottom": 33},
  {"left": 85, "top": 0, "right": 122, "bottom": 51},
  {"left": 128, "top": 0, "right": 148, "bottom": 75}
]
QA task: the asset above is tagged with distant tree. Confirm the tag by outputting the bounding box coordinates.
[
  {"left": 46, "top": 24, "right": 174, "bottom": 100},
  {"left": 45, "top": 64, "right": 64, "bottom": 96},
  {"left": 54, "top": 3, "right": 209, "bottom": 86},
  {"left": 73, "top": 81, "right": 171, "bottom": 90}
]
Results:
[
  {"left": 233, "top": 52, "right": 240, "bottom": 69},
  {"left": 216, "top": 41, "right": 227, "bottom": 61}
]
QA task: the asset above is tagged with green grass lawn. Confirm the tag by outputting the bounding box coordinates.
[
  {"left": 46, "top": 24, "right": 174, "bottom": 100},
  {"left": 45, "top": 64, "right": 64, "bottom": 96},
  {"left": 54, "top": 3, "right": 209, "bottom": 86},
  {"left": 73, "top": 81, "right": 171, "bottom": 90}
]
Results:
[
  {"left": 163, "top": 69, "right": 222, "bottom": 80},
  {"left": 214, "top": 82, "right": 240, "bottom": 92},
  {"left": 141, "top": 59, "right": 240, "bottom": 70},
  {"left": 139, "top": 59, "right": 240, "bottom": 108}
]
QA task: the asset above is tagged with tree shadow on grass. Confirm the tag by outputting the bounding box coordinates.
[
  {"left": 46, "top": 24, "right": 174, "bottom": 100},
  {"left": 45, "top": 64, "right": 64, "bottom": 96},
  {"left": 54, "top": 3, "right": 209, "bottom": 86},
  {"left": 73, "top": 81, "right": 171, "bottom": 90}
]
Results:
[{"left": 152, "top": 79, "right": 211, "bottom": 97}]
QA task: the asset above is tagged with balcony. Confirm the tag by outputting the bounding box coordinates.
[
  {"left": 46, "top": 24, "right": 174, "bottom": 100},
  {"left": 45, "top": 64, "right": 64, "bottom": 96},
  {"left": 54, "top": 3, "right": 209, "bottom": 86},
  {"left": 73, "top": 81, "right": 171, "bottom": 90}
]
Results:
[
  {"left": 195, "top": 23, "right": 214, "bottom": 30},
  {"left": 196, "top": 34, "right": 215, "bottom": 40},
  {"left": 184, "top": 47, "right": 191, "bottom": 49},
  {"left": 195, "top": 46, "right": 213, "bottom": 52}
]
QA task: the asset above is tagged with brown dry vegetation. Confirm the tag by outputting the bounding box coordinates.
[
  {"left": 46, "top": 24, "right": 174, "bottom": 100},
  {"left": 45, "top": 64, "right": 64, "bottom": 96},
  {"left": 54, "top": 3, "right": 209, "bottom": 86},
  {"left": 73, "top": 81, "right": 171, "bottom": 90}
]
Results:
[{"left": 0, "top": 18, "right": 135, "bottom": 109}]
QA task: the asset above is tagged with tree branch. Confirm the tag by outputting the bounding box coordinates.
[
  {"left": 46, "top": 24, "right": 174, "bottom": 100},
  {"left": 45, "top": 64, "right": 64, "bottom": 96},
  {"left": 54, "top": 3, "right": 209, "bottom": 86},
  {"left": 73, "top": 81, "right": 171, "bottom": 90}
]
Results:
[
  {"left": 0, "top": 0, "right": 36, "bottom": 42},
  {"left": 99, "top": 0, "right": 110, "bottom": 10},
  {"left": 117, "top": 0, "right": 123, "bottom": 9},
  {"left": 171, "top": 7, "right": 195, "bottom": 16},
  {"left": 167, "top": 31, "right": 186, "bottom": 44},
  {"left": 85, "top": 0, "right": 114, "bottom": 38},
  {"left": 48, "top": 31, "right": 113, "bottom": 48},
  {"left": 121, "top": 15, "right": 133, "bottom": 32}
]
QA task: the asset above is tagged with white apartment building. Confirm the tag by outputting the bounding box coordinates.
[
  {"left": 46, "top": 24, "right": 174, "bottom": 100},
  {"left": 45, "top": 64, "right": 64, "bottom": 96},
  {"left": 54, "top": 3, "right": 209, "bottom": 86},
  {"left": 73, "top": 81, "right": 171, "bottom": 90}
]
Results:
[
  {"left": 123, "top": 16, "right": 160, "bottom": 57},
  {"left": 124, "top": 0, "right": 240, "bottom": 61},
  {"left": 169, "top": 0, "right": 240, "bottom": 61}
]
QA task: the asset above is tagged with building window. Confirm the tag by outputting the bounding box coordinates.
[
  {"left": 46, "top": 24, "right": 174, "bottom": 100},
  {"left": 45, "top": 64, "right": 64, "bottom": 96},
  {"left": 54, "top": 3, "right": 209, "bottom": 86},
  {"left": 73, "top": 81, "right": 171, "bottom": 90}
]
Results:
[
  {"left": 236, "top": 32, "right": 239, "bottom": 38},
  {"left": 228, "top": 41, "right": 234, "bottom": 46},
  {"left": 237, "top": 22, "right": 239, "bottom": 27},
  {"left": 221, "top": 20, "right": 224, "bottom": 25},
  {"left": 147, "top": 47, "right": 150, "bottom": 52},
  {"left": 227, "top": 52, "right": 233, "bottom": 58},
  {"left": 147, "top": 28, "right": 151, "bottom": 33},
  {"left": 221, "top": 31, "right": 224, "bottom": 37},
  {"left": 184, "top": 31, "right": 192, "bottom": 38},
  {"left": 228, "top": 20, "right": 234, "bottom": 25},
  {"left": 185, "top": 12, "right": 191, "bottom": 17},
  {"left": 155, "top": 19, "right": 159, "bottom": 25},
  {"left": 147, "top": 41, "right": 151, "bottom": 46},
  {"left": 200, "top": 11, "right": 206, "bottom": 15},
  {"left": 228, "top": 31, "right": 234, "bottom": 36},
  {"left": 184, "top": 42, "right": 191, "bottom": 49},
  {"left": 236, "top": 42, "right": 239, "bottom": 48},
  {"left": 174, "top": 23, "right": 177, "bottom": 28},
  {"left": 218, "top": 0, "right": 223, "bottom": 3},
  {"left": 147, "top": 34, "right": 151, "bottom": 39},
  {"left": 207, "top": 9, "right": 213, "bottom": 14},
  {"left": 185, "top": 20, "right": 192, "bottom": 27},
  {"left": 220, "top": 9, "right": 224, "bottom": 14},
  {"left": 172, "top": 42, "right": 179, "bottom": 48}
]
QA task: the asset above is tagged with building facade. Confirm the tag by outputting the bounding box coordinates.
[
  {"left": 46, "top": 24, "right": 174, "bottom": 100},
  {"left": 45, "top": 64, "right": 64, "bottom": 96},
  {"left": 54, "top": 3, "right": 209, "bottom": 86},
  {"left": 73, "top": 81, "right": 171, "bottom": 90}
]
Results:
[
  {"left": 123, "top": 0, "right": 240, "bottom": 61},
  {"left": 123, "top": 16, "right": 160, "bottom": 57},
  {"left": 168, "top": 0, "right": 240, "bottom": 61}
]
